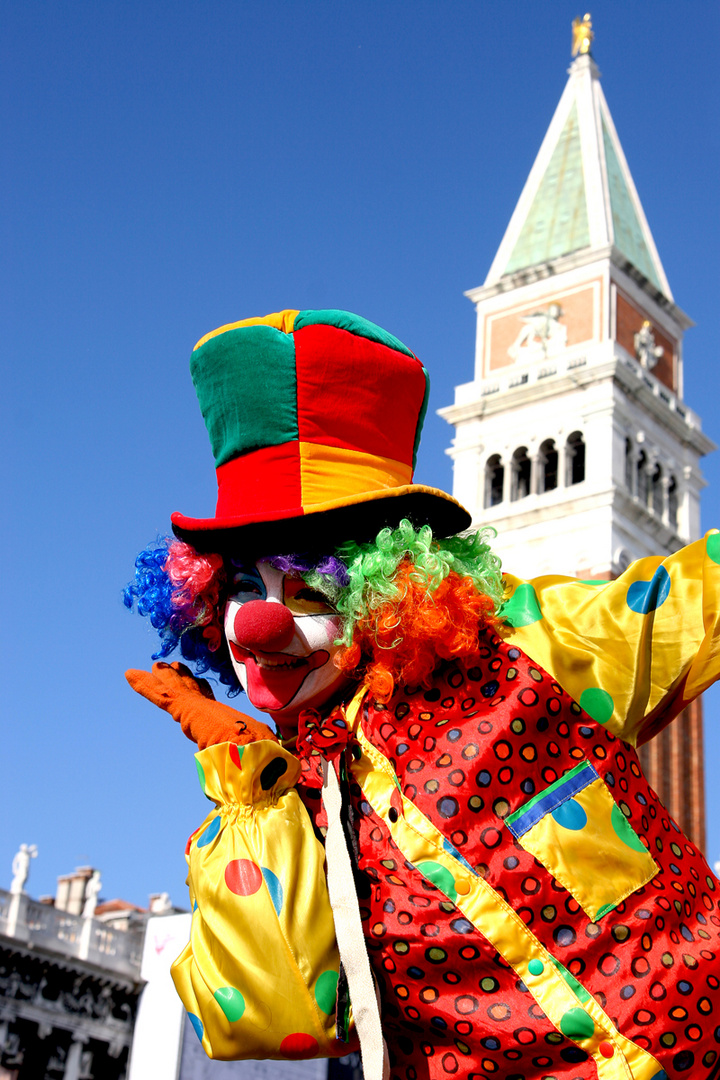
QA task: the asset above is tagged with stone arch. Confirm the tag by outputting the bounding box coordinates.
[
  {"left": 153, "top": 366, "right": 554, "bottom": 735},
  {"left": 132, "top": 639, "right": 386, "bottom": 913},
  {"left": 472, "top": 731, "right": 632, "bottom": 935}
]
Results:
[
  {"left": 668, "top": 474, "right": 678, "bottom": 530},
  {"left": 566, "top": 431, "right": 585, "bottom": 486},
  {"left": 651, "top": 461, "right": 663, "bottom": 517},
  {"left": 511, "top": 447, "right": 531, "bottom": 501},
  {"left": 484, "top": 454, "right": 504, "bottom": 508},
  {"left": 538, "top": 438, "right": 558, "bottom": 494},
  {"left": 624, "top": 437, "right": 634, "bottom": 492},
  {"left": 637, "top": 449, "right": 648, "bottom": 505}
]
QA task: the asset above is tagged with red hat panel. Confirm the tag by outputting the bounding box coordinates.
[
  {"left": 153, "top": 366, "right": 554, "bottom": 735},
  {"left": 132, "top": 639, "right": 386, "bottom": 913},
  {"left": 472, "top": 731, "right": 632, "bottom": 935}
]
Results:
[{"left": 294, "top": 323, "right": 427, "bottom": 467}]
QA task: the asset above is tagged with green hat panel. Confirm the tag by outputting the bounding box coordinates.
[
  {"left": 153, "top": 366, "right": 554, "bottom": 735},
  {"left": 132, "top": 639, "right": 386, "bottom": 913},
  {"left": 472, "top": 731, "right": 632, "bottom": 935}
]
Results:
[
  {"left": 189, "top": 325, "right": 298, "bottom": 467},
  {"left": 294, "top": 309, "right": 415, "bottom": 359}
]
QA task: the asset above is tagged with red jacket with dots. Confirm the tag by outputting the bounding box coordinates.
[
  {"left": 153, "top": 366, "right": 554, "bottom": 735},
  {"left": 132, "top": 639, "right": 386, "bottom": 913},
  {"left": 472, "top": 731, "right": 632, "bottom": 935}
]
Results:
[{"left": 177, "top": 534, "right": 720, "bottom": 1080}]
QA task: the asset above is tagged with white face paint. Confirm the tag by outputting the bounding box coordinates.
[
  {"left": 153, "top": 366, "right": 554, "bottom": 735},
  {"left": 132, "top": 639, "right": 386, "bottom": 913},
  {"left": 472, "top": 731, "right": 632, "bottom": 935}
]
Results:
[{"left": 223, "top": 561, "right": 349, "bottom": 735}]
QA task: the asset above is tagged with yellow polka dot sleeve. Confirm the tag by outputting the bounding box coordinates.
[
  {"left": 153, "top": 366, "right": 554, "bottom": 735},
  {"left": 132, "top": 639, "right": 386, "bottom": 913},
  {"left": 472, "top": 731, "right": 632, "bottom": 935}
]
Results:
[
  {"left": 171, "top": 740, "right": 352, "bottom": 1061},
  {"left": 501, "top": 531, "right": 720, "bottom": 747}
]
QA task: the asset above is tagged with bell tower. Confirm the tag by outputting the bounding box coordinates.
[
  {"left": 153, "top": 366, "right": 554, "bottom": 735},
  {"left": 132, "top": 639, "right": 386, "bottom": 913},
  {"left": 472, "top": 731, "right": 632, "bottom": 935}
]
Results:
[{"left": 440, "top": 19, "right": 714, "bottom": 849}]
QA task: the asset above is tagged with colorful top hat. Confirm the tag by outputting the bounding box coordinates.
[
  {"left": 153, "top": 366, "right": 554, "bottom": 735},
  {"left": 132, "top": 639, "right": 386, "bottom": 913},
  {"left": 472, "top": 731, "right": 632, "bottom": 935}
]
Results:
[{"left": 171, "top": 308, "right": 471, "bottom": 553}]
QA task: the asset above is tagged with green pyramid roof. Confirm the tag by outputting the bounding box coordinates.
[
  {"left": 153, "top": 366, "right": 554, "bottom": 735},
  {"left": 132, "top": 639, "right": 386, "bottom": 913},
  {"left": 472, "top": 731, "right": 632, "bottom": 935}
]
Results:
[
  {"left": 486, "top": 55, "right": 670, "bottom": 299},
  {"left": 601, "top": 118, "right": 663, "bottom": 291},
  {"left": 505, "top": 103, "right": 590, "bottom": 274}
]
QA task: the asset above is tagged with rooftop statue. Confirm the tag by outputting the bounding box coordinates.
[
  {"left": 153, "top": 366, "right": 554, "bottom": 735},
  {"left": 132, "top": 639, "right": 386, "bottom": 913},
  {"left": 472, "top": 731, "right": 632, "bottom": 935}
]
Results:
[
  {"left": 572, "top": 13, "right": 594, "bottom": 57},
  {"left": 10, "top": 844, "right": 37, "bottom": 895}
]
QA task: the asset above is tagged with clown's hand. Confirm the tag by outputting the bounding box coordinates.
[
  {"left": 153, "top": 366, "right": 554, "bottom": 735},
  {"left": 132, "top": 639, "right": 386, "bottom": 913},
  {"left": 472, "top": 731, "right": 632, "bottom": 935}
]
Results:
[{"left": 125, "top": 662, "right": 278, "bottom": 749}]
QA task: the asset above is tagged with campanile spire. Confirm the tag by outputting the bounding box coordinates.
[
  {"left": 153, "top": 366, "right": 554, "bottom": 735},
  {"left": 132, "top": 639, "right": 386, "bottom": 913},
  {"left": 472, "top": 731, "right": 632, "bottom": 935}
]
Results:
[{"left": 440, "top": 19, "right": 713, "bottom": 848}]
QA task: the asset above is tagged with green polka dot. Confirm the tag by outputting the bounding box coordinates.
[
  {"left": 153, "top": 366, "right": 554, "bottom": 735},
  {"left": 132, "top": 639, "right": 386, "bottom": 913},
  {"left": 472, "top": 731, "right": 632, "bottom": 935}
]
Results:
[
  {"left": 214, "top": 986, "right": 245, "bottom": 1022},
  {"left": 528, "top": 959, "right": 544, "bottom": 976},
  {"left": 611, "top": 803, "right": 646, "bottom": 851},
  {"left": 314, "top": 970, "right": 339, "bottom": 1014},
  {"left": 579, "top": 687, "right": 614, "bottom": 725},
  {"left": 416, "top": 861, "right": 457, "bottom": 902},
  {"left": 559, "top": 1006, "right": 594, "bottom": 1041},
  {"left": 707, "top": 533, "right": 720, "bottom": 565},
  {"left": 195, "top": 758, "right": 206, "bottom": 794},
  {"left": 501, "top": 583, "right": 543, "bottom": 628}
]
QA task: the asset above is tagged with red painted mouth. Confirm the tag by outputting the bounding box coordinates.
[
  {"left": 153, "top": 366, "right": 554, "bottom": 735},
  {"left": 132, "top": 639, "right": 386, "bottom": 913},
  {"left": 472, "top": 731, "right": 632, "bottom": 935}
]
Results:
[{"left": 229, "top": 641, "right": 330, "bottom": 711}]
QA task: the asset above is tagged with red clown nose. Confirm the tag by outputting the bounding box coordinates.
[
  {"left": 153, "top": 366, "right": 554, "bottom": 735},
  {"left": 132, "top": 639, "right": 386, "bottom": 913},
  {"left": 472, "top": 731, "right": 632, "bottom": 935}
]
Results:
[{"left": 233, "top": 601, "right": 295, "bottom": 653}]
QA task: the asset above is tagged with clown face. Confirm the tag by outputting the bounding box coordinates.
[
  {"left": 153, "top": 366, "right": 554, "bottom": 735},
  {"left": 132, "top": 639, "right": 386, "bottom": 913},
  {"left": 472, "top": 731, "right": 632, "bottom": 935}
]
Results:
[{"left": 223, "top": 561, "right": 349, "bottom": 734}]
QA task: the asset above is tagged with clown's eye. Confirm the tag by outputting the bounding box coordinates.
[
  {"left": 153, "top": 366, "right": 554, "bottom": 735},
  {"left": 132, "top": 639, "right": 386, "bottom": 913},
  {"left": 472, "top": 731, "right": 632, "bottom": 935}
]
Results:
[
  {"left": 230, "top": 575, "right": 267, "bottom": 603},
  {"left": 283, "top": 579, "right": 335, "bottom": 616}
]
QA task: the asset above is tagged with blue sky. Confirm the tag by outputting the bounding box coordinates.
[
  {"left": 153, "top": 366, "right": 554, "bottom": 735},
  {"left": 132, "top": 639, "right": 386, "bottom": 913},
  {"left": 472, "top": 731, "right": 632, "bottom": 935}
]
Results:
[{"left": 2, "top": 1, "right": 718, "bottom": 908}]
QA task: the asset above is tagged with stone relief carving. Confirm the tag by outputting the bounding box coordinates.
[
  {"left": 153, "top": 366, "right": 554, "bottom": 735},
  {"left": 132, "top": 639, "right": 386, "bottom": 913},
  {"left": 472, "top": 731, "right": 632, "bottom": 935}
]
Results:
[
  {"left": 634, "top": 320, "right": 663, "bottom": 370},
  {"left": 508, "top": 303, "right": 568, "bottom": 362}
]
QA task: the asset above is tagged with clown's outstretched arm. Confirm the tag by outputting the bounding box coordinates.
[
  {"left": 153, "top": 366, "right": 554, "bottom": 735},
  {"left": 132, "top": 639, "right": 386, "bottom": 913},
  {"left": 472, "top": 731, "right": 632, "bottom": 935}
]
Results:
[
  {"left": 503, "top": 530, "right": 720, "bottom": 746},
  {"left": 126, "top": 661, "right": 278, "bottom": 748}
]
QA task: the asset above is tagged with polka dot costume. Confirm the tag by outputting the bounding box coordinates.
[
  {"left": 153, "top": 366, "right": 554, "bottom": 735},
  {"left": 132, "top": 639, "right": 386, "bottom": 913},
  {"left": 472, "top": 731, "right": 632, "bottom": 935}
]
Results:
[
  {"left": 298, "top": 633, "right": 720, "bottom": 1079},
  {"left": 171, "top": 534, "right": 720, "bottom": 1077}
]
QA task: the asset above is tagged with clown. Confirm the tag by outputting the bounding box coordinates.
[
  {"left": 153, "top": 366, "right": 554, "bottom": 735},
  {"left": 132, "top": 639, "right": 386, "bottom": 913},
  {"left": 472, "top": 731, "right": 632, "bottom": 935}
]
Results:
[{"left": 126, "top": 309, "right": 720, "bottom": 1080}]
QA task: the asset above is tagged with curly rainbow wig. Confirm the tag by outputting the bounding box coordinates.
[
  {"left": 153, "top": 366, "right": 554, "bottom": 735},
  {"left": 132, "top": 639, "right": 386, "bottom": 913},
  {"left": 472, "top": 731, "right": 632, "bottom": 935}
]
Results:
[{"left": 125, "top": 521, "right": 504, "bottom": 701}]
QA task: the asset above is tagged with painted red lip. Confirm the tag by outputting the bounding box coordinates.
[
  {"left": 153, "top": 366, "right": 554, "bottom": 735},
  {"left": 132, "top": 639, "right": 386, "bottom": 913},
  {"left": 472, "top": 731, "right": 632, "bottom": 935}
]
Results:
[{"left": 229, "top": 641, "right": 330, "bottom": 710}]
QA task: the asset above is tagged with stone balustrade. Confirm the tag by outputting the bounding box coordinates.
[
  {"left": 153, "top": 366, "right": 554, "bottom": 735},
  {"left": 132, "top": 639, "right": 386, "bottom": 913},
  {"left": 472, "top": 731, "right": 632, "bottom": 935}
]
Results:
[{"left": 0, "top": 888, "right": 143, "bottom": 979}]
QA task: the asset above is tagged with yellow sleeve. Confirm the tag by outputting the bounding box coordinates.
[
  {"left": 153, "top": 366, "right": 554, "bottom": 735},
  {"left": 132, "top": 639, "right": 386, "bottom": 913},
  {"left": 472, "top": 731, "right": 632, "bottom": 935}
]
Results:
[
  {"left": 171, "top": 740, "right": 351, "bottom": 1061},
  {"left": 501, "top": 530, "right": 720, "bottom": 746}
]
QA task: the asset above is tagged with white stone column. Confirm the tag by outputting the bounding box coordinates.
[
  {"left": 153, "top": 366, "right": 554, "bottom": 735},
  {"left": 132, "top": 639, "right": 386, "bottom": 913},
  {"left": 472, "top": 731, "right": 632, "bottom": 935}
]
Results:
[
  {"left": 6, "top": 893, "right": 29, "bottom": 941},
  {"left": 64, "top": 1037, "right": 86, "bottom": 1080},
  {"left": 660, "top": 474, "right": 671, "bottom": 527},
  {"left": 558, "top": 441, "right": 567, "bottom": 489},
  {"left": 530, "top": 448, "right": 541, "bottom": 495}
]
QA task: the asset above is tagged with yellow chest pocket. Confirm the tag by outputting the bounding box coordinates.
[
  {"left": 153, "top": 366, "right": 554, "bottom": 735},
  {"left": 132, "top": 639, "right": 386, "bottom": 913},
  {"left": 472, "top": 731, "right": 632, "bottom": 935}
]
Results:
[{"left": 505, "top": 760, "right": 658, "bottom": 922}]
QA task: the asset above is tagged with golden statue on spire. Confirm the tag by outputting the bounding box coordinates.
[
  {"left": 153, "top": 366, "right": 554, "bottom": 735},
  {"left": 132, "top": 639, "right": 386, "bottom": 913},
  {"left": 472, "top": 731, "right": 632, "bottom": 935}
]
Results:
[{"left": 572, "top": 13, "right": 594, "bottom": 57}]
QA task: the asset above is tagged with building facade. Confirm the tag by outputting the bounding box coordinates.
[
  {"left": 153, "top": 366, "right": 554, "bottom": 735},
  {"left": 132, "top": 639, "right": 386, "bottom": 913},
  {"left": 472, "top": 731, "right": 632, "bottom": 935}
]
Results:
[
  {"left": 440, "top": 44, "right": 714, "bottom": 849},
  {"left": 0, "top": 873, "right": 143, "bottom": 1080}
]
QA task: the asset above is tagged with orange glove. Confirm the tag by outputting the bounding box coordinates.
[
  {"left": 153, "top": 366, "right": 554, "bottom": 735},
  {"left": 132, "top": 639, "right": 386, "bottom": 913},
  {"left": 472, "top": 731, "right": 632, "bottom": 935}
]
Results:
[{"left": 125, "top": 661, "right": 278, "bottom": 749}]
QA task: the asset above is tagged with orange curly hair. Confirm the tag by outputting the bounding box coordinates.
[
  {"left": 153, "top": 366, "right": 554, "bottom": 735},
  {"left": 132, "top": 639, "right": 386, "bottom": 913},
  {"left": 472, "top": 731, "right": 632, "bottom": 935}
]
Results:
[{"left": 336, "top": 561, "right": 501, "bottom": 702}]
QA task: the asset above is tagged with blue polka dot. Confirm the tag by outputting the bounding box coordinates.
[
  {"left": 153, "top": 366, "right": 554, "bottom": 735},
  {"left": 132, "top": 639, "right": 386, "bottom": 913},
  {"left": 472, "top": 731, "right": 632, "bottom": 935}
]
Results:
[
  {"left": 197, "top": 816, "right": 221, "bottom": 848},
  {"left": 188, "top": 1013, "right": 204, "bottom": 1041},
  {"left": 552, "top": 798, "right": 587, "bottom": 831},
  {"left": 626, "top": 565, "right": 671, "bottom": 614},
  {"left": 261, "top": 867, "right": 284, "bottom": 915}
]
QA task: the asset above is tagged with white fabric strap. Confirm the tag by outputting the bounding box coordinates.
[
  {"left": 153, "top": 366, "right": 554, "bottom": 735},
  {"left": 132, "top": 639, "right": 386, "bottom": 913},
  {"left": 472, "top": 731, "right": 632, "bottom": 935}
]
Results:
[{"left": 322, "top": 757, "right": 389, "bottom": 1080}]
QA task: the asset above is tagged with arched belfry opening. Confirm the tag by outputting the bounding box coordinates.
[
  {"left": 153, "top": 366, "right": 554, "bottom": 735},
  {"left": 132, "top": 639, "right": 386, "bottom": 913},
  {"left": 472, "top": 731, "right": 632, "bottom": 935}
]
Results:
[
  {"left": 511, "top": 447, "right": 531, "bottom": 500},
  {"left": 484, "top": 455, "right": 504, "bottom": 508},
  {"left": 566, "top": 432, "right": 585, "bottom": 486}
]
